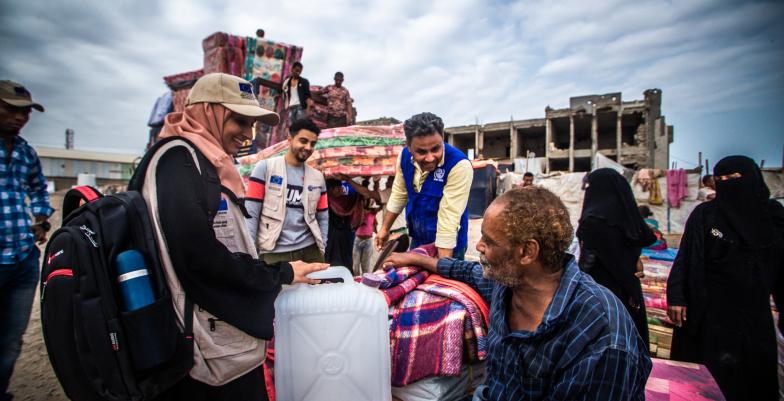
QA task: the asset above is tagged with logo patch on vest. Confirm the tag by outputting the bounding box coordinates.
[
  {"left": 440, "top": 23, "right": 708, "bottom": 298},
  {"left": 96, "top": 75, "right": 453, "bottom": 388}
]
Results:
[
  {"left": 433, "top": 168, "right": 446, "bottom": 182},
  {"left": 270, "top": 175, "right": 284, "bottom": 185},
  {"left": 217, "top": 199, "right": 228, "bottom": 214}
]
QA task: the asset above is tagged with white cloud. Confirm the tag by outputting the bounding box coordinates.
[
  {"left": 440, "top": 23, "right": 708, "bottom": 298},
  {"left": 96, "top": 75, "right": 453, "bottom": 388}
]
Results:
[{"left": 0, "top": 0, "right": 781, "bottom": 166}]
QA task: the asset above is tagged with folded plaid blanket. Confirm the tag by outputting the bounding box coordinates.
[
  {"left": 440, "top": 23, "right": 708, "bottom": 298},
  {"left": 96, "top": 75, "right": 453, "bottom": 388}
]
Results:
[
  {"left": 419, "top": 276, "right": 488, "bottom": 364},
  {"left": 377, "top": 246, "right": 489, "bottom": 386}
]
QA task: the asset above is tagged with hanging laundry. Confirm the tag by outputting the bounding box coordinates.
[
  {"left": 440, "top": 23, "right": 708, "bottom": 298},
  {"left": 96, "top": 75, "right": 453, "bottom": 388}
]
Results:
[
  {"left": 637, "top": 168, "right": 654, "bottom": 191},
  {"left": 666, "top": 169, "right": 688, "bottom": 208},
  {"left": 649, "top": 177, "right": 664, "bottom": 205}
]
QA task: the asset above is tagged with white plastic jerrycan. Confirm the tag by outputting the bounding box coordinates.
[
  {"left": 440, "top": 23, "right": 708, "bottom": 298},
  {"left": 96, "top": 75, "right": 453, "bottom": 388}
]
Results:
[{"left": 274, "top": 266, "right": 391, "bottom": 401}]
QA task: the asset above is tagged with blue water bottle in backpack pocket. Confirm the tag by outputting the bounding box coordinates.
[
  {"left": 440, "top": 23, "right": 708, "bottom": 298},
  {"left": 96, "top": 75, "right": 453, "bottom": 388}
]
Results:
[{"left": 115, "top": 250, "right": 155, "bottom": 311}]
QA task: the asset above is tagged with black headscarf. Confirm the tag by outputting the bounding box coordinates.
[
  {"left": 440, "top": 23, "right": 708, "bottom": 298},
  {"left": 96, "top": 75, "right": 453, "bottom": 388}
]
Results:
[
  {"left": 580, "top": 168, "right": 652, "bottom": 246},
  {"left": 713, "top": 155, "right": 774, "bottom": 247}
]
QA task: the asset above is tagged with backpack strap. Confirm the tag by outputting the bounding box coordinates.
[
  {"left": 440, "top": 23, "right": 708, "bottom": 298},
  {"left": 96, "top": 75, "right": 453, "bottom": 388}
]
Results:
[
  {"left": 62, "top": 186, "right": 103, "bottom": 220},
  {"left": 183, "top": 295, "right": 194, "bottom": 343},
  {"left": 132, "top": 138, "right": 204, "bottom": 341}
]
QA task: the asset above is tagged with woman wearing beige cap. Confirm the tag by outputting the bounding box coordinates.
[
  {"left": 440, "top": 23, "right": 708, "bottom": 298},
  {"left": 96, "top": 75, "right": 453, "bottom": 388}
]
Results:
[{"left": 133, "top": 73, "right": 327, "bottom": 400}]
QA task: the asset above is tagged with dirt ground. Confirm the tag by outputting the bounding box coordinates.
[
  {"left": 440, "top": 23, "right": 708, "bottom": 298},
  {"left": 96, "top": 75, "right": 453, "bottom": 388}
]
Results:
[{"left": 9, "top": 192, "right": 66, "bottom": 401}]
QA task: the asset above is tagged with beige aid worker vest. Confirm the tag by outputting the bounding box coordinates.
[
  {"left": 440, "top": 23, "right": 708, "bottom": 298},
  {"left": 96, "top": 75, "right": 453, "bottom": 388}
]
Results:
[
  {"left": 141, "top": 139, "right": 266, "bottom": 386},
  {"left": 256, "top": 155, "right": 327, "bottom": 254}
]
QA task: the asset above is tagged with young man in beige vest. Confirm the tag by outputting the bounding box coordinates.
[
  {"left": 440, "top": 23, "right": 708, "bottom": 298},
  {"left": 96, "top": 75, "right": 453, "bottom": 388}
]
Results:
[{"left": 246, "top": 119, "right": 328, "bottom": 263}]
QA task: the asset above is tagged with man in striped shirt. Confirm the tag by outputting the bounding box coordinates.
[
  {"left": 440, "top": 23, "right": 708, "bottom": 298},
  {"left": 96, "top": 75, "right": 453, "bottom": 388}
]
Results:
[{"left": 383, "top": 186, "right": 651, "bottom": 400}]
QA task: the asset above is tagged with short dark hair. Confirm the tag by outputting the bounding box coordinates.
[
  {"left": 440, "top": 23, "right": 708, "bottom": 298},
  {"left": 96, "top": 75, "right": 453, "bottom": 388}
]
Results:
[
  {"left": 523, "top": 172, "right": 534, "bottom": 178},
  {"left": 335, "top": 71, "right": 344, "bottom": 77},
  {"left": 403, "top": 112, "right": 444, "bottom": 142},
  {"left": 498, "top": 187, "right": 573, "bottom": 271},
  {"left": 292, "top": 61, "right": 303, "bottom": 69},
  {"left": 289, "top": 118, "right": 320, "bottom": 136},
  {"left": 702, "top": 174, "right": 713, "bottom": 185}
]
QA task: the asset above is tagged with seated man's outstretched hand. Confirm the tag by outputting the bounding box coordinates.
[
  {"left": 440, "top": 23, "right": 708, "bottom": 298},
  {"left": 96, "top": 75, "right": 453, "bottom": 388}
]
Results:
[{"left": 382, "top": 252, "right": 438, "bottom": 273}]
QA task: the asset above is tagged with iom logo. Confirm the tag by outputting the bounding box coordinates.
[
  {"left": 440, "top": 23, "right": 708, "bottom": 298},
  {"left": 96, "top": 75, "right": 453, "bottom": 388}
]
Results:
[{"left": 433, "top": 168, "right": 446, "bottom": 182}]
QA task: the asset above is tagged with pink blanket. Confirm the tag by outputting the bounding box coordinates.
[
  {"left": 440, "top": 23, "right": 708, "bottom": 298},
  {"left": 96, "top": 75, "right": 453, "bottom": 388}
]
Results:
[{"left": 645, "top": 358, "right": 725, "bottom": 400}]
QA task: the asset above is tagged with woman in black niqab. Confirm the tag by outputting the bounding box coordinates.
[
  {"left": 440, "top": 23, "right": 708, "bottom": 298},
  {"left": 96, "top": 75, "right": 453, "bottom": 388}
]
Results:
[
  {"left": 667, "top": 155, "right": 784, "bottom": 401},
  {"left": 577, "top": 168, "right": 656, "bottom": 346}
]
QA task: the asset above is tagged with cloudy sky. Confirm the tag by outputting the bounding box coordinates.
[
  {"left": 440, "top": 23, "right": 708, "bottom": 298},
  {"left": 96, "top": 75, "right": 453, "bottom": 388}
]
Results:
[{"left": 1, "top": 0, "right": 782, "bottom": 169}]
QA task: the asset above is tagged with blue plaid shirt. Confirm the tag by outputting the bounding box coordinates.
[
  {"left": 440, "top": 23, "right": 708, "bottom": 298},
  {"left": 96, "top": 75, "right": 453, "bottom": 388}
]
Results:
[
  {"left": 1, "top": 136, "right": 53, "bottom": 264},
  {"left": 437, "top": 255, "right": 651, "bottom": 401}
]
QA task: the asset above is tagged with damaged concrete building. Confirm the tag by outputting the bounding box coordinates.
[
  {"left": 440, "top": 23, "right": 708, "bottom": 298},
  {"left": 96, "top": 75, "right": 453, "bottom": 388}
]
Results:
[{"left": 445, "top": 89, "right": 673, "bottom": 172}]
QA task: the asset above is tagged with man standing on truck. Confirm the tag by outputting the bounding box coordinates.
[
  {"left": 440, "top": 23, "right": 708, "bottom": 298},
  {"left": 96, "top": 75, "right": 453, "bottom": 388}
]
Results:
[{"left": 281, "top": 62, "right": 313, "bottom": 123}]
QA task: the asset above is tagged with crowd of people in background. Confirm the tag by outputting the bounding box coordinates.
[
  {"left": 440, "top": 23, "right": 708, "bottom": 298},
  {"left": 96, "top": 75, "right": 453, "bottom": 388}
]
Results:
[{"left": 1, "top": 73, "right": 782, "bottom": 401}]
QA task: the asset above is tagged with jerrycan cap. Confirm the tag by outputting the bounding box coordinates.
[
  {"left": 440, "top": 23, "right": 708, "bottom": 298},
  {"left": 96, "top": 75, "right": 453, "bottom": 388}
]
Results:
[{"left": 360, "top": 273, "right": 383, "bottom": 288}]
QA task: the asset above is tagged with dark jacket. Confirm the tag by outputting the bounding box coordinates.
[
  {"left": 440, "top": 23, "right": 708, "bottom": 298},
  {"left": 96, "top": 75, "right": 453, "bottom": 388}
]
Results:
[
  {"left": 129, "top": 137, "right": 294, "bottom": 340},
  {"left": 282, "top": 76, "right": 311, "bottom": 110}
]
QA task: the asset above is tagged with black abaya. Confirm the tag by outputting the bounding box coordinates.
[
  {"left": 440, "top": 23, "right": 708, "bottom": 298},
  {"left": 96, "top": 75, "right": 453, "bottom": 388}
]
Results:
[
  {"left": 578, "top": 217, "right": 652, "bottom": 345},
  {"left": 577, "top": 169, "right": 656, "bottom": 346},
  {"left": 667, "top": 156, "right": 784, "bottom": 401}
]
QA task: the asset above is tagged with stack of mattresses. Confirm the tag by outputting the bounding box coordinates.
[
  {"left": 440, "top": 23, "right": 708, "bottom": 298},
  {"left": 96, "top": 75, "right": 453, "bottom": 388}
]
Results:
[
  {"left": 308, "top": 85, "right": 329, "bottom": 129},
  {"left": 163, "top": 69, "right": 204, "bottom": 113},
  {"left": 243, "top": 36, "right": 303, "bottom": 147},
  {"left": 238, "top": 124, "right": 404, "bottom": 180},
  {"left": 160, "top": 33, "right": 303, "bottom": 149},
  {"left": 640, "top": 249, "right": 677, "bottom": 358},
  {"left": 202, "top": 32, "right": 246, "bottom": 76}
]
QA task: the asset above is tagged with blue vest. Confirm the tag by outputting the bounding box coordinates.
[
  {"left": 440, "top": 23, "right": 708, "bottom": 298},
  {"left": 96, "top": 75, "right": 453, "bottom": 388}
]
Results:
[{"left": 401, "top": 142, "right": 469, "bottom": 254}]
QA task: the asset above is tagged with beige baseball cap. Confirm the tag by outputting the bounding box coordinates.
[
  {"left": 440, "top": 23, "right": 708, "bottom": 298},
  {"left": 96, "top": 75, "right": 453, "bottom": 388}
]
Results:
[
  {"left": 0, "top": 80, "right": 44, "bottom": 112},
  {"left": 187, "top": 73, "right": 279, "bottom": 126}
]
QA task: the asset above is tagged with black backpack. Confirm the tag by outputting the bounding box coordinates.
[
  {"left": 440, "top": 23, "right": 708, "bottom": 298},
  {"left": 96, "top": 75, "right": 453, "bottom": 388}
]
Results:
[{"left": 40, "top": 142, "right": 196, "bottom": 400}]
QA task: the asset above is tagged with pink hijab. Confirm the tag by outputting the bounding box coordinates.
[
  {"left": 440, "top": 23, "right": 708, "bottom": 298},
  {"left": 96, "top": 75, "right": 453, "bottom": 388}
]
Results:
[{"left": 159, "top": 103, "right": 245, "bottom": 196}]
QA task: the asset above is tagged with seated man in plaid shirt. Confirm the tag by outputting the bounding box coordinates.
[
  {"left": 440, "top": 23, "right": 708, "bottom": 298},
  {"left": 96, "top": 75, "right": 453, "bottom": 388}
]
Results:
[
  {"left": 383, "top": 186, "right": 651, "bottom": 401},
  {"left": 0, "top": 80, "right": 53, "bottom": 401}
]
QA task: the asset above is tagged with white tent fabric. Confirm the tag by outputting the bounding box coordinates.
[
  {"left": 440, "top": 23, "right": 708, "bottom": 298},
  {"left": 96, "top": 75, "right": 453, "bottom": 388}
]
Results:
[
  {"left": 498, "top": 169, "right": 784, "bottom": 234},
  {"left": 513, "top": 157, "right": 546, "bottom": 175}
]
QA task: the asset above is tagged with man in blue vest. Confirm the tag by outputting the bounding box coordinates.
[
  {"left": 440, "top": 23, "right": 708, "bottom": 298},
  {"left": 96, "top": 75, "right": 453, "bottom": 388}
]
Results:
[{"left": 376, "top": 112, "right": 473, "bottom": 259}]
